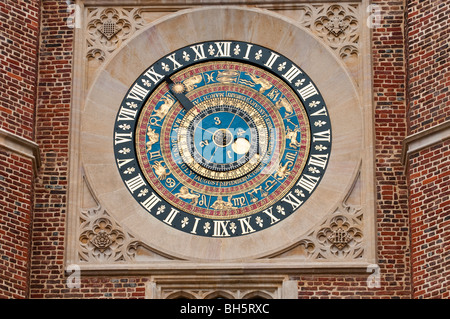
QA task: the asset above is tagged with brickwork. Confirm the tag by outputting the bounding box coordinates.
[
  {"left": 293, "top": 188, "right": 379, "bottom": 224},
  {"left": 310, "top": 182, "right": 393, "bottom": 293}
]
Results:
[
  {"left": 31, "top": 276, "right": 148, "bottom": 299},
  {"left": 0, "top": 150, "right": 34, "bottom": 298},
  {"left": 296, "top": 275, "right": 390, "bottom": 299},
  {"left": 408, "top": 141, "right": 450, "bottom": 298},
  {"left": 0, "top": 0, "right": 40, "bottom": 140},
  {"left": 405, "top": 0, "right": 450, "bottom": 299},
  {"left": 0, "top": 0, "right": 40, "bottom": 299},
  {"left": 370, "top": 0, "right": 411, "bottom": 298},
  {"left": 406, "top": 0, "right": 450, "bottom": 135},
  {"left": 29, "top": 0, "right": 74, "bottom": 298}
]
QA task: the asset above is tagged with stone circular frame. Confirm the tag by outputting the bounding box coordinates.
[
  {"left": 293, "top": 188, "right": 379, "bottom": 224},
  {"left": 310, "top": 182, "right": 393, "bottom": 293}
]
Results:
[{"left": 81, "top": 6, "right": 362, "bottom": 261}]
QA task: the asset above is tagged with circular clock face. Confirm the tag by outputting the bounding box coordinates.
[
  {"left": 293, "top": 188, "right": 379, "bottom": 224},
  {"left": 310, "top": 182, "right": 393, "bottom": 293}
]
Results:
[{"left": 113, "top": 41, "right": 331, "bottom": 237}]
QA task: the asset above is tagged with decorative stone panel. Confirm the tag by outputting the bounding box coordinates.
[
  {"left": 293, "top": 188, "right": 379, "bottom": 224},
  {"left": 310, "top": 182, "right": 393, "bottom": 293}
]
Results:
[
  {"left": 86, "top": 7, "right": 146, "bottom": 62},
  {"left": 84, "top": 3, "right": 361, "bottom": 78}
]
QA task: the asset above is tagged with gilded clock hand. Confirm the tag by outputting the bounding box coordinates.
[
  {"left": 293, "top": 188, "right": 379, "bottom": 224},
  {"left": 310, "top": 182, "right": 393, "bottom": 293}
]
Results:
[{"left": 165, "top": 77, "right": 195, "bottom": 111}]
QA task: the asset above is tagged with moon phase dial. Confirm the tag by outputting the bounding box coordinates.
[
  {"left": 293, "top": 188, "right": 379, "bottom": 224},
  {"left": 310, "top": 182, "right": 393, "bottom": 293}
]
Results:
[{"left": 114, "top": 41, "right": 332, "bottom": 237}]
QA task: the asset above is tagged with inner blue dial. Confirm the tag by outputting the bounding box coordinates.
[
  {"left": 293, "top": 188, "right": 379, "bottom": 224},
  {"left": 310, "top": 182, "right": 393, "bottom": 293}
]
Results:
[{"left": 189, "top": 105, "right": 258, "bottom": 172}]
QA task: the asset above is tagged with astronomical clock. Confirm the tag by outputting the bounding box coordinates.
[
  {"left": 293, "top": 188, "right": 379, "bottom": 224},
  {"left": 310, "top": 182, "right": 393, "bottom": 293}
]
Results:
[
  {"left": 73, "top": 5, "right": 372, "bottom": 296},
  {"left": 113, "top": 41, "right": 332, "bottom": 237}
]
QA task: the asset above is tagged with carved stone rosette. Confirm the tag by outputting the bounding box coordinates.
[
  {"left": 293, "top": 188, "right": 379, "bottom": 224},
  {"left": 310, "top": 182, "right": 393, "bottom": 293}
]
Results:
[
  {"left": 265, "top": 202, "right": 364, "bottom": 261},
  {"left": 315, "top": 204, "right": 364, "bottom": 259},
  {"left": 79, "top": 207, "right": 139, "bottom": 263},
  {"left": 313, "top": 4, "right": 359, "bottom": 54}
]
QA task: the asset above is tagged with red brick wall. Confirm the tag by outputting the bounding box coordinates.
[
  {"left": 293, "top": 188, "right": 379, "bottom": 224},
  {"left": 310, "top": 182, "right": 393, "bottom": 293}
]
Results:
[
  {"left": 371, "top": 0, "right": 411, "bottom": 297},
  {"left": 406, "top": 0, "right": 450, "bottom": 299},
  {"left": 29, "top": 0, "right": 73, "bottom": 298},
  {"left": 408, "top": 142, "right": 450, "bottom": 298},
  {"left": 0, "top": 0, "right": 40, "bottom": 140},
  {"left": 0, "top": 0, "right": 40, "bottom": 298},
  {"left": 0, "top": 151, "right": 34, "bottom": 298},
  {"left": 406, "top": 0, "right": 450, "bottom": 135}
]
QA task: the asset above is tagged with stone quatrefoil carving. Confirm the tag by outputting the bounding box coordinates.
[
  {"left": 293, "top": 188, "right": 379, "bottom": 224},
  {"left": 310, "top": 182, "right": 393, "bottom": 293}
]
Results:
[
  {"left": 78, "top": 202, "right": 363, "bottom": 263},
  {"left": 85, "top": 4, "right": 359, "bottom": 65}
]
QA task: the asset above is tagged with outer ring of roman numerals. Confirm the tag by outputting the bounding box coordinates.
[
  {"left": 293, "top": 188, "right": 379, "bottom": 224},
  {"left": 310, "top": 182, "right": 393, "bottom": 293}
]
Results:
[{"left": 113, "top": 40, "right": 332, "bottom": 237}]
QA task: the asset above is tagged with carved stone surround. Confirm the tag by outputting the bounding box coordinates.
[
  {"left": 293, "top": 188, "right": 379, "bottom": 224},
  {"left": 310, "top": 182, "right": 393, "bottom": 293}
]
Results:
[{"left": 67, "top": 1, "right": 376, "bottom": 298}]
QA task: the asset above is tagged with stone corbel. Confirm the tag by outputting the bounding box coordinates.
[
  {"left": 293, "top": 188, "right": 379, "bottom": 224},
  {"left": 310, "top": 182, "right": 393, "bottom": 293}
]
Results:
[
  {"left": 0, "top": 128, "right": 41, "bottom": 175},
  {"left": 402, "top": 120, "right": 450, "bottom": 168}
]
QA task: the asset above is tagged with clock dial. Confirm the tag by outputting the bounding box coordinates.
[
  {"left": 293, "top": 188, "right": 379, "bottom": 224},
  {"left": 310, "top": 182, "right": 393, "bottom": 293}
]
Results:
[
  {"left": 114, "top": 41, "right": 331, "bottom": 237},
  {"left": 178, "top": 95, "right": 267, "bottom": 179}
]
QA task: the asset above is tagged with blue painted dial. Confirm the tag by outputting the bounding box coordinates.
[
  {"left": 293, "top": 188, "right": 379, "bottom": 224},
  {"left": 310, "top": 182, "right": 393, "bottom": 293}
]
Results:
[
  {"left": 191, "top": 107, "right": 256, "bottom": 170},
  {"left": 179, "top": 98, "right": 267, "bottom": 180}
]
